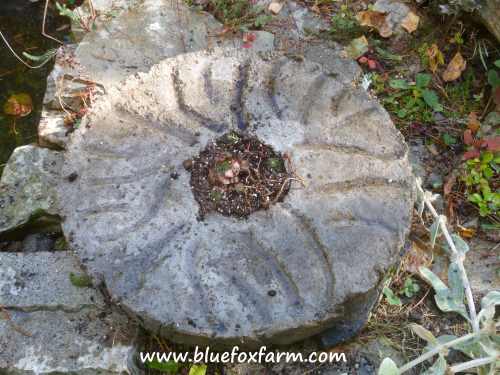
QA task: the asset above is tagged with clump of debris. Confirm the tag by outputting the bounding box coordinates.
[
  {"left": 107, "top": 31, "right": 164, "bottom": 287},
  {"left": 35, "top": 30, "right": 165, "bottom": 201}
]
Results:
[{"left": 186, "top": 131, "right": 292, "bottom": 218}]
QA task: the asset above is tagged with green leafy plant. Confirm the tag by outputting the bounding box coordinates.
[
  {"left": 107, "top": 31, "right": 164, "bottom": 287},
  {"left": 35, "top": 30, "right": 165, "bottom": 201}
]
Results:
[
  {"left": 187, "top": 0, "right": 270, "bottom": 31},
  {"left": 462, "top": 151, "right": 500, "bottom": 217},
  {"left": 384, "top": 73, "right": 443, "bottom": 121},
  {"left": 378, "top": 179, "right": 500, "bottom": 375},
  {"left": 146, "top": 359, "right": 180, "bottom": 374},
  {"left": 329, "top": 4, "right": 362, "bottom": 42},
  {"left": 487, "top": 60, "right": 500, "bottom": 92},
  {"left": 401, "top": 277, "right": 420, "bottom": 298},
  {"left": 56, "top": 2, "right": 81, "bottom": 22},
  {"left": 383, "top": 285, "right": 402, "bottom": 306}
]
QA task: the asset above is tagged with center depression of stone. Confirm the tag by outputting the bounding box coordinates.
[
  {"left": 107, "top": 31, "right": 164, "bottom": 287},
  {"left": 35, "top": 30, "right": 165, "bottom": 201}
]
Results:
[{"left": 186, "top": 131, "right": 292, "bottom": 218}]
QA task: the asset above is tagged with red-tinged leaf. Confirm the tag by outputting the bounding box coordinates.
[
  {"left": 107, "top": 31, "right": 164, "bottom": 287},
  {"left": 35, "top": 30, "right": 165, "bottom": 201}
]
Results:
[
  {"left": 368, "top": 59, "right": 377, "bottom": 70},
  {"left": 463, "top": 149, "right": 480, "bottom": 160},
  {"left": 483, "top": 136, "right": 500, "bottom": 152},
  {"left": 242, "top": 42, "right": 252, "bottom": 49},
  {"left": 3, "top": 93, "right": 32, "bottom": 117},
  {"left": 243, "top": 33, "right": 256, "bottom": 43},
  {"left": 463, "top": 129, "right": 474, "bottom": 145},
  {"left": 358, "top": 56, "right": 368, "bottom": 64}
]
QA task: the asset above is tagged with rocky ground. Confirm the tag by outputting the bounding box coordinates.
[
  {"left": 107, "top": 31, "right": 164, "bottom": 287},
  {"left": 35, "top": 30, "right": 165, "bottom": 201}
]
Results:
[{"left": 0, "top": 0, "right": 498, "bottom": 374}]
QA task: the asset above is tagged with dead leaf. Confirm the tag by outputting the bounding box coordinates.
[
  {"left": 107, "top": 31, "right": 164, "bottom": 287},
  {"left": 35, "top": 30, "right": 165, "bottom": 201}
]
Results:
[
  {"left": 344, "top": 36, "right": 369, "bottom": 59},
  {"left": 443, "top": 170, "right": 459, "bottom": 196},
  {"left": 463, "top": 149, "right": 480, "bottom": 160},
  {"left": 442, "top": 52, "right": 466, "bottom": 82},
  {"left": 3, "top": 93, "right": 32, "bottom": 117},
  {"left": 467, "top": 112, "right": 481, "bottom": 133},
  {"left": 483, "top": 136, "right": 500, "bottom": 152},
  {"left": 356, "top": 10, "right": 392, "bottom": 38},
  {"left": 400, "top": 11, "right": 419, "bottom": 33},
  {"left": 463, "top": 129, "right": 474, "bottom": 145},
  {"left": 268, "top": 1, "right": 283, "bottom": 15},
  {"left": 458, "top": 226, "right": 476, "bottom": 239},
  {"left": 404, "top": 241, "right": 432, "bottom": 274},
  {"left": 427, "top": 44, "right": 444, "bottom": 73}
]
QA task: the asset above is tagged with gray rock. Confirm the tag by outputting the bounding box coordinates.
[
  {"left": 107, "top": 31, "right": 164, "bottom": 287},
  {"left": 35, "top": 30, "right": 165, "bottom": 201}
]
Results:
[
  {"left": 373, "top": 0, "right": 413, "bottom": 35},
  {"left": 40, "top": 0, "right": 274, "bottom": 153},
  {"left": 0, "top": 252, "right": 100, "bottom": 310},
  {"left": 478, "top": 0, "right": 500, "bottom": 42},
  {"left": 0, "top": 252, "right": 137, "bottom": 374},
  {"left": 58, "top": 49, "right": 413, "bottom": 348},
  {"left": 0, "top": 145, "right": 63, "bottom": 236},
  {"left": 0, "top": 309, "right": 134, "bottom": 374},
  {"left": 38, "top": 110, "right": 69, "bottom": 149}
]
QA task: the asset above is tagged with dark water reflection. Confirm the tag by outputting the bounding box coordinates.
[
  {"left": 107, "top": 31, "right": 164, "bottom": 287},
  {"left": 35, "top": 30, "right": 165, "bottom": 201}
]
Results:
[{"left": 0, "top": 1, "right": 71, "bottom": 175}]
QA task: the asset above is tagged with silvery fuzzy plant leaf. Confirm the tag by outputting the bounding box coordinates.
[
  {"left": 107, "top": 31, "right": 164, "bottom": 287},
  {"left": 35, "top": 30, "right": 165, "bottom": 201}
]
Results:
[
  {"left": 419, "top": 266, "right": 469, "bottom": 321},
  {"left": 481, "top": 291, "right": 500, "bottom": 309},
  {"left": 429, "top": 215, "right": 445, "bottom": 249},
  {"left": 378, "top": 358, "right": 399, "bottom": 375},
  {"left": 421, "top": 355, "right": 447, "bottom": 375},
  {"left": 478, "top": 291, "right": 500, "bottom": 325},
  {"left": 450, "top": 234, "right": 469, "bottom": 256},
  {"left": 409, "top": 323, "right": 437, "bottom": 344}
]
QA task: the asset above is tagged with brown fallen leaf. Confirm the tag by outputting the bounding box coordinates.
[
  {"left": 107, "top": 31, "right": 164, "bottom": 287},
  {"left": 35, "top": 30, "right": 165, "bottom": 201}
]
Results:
[
  {"left": 442, "top": 52, "right": 466, "bottom": 82},
  {"left": 3, "top": 93, "right": 32, "bottom": 117},
  {"left": 356, "top": 10, "right": 392, "bottom": 38},
  {"left": 268, "top": 1, "right": 283, "bottom": 15},
  {"left": 467, "top": 112, "right": 481, "bottom": 133},
  {"left": 458, "top": 226, "right": 476, "bottom": 239},
  {"left": 427, "top": 44, "right": 444, "bottom": 73},
  {"left": 400, "top": 11, "right": 419, "bottom": 33},
  {"left": 404, "top": 241, "right": 432, "bottom": 275}
]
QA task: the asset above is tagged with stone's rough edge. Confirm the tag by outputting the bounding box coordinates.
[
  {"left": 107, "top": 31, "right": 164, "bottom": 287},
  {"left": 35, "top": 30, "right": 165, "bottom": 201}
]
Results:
[
  {"left": 0, "top": 145, "right": 63, "bottom": 237},
  {"left": 59, "top": 47, "right": 415, "bottom": 348},
  {"left": 0, "top": 251, "right": 102, "bottom": 310},
  {"left": 0, "top": 251, "right": 138, "bottom": 374},
  {"left": 0, "top": 309, "right": 136, "bottom": 375}
]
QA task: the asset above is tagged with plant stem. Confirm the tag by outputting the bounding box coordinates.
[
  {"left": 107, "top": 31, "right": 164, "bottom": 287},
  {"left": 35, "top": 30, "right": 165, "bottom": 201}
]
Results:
[
  {"left": 415, "top": 181, "right": 480, "bottom": 333},
  {"left": 398, "top": 331, "right": 479, "bottom": 373},
  {"left": 450, "top": 356, "right": 497, "bottom": 373}
]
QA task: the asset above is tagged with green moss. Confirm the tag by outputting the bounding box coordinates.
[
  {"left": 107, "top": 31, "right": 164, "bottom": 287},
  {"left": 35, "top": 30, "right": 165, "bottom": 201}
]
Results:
[{"left": 69, "top": 272, "right": 93, "bottom": 288}]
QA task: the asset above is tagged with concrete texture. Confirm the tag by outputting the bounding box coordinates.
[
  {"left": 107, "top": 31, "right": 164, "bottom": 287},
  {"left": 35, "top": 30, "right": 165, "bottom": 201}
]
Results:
[{"left": 58, "top": 48, "right": 414, "bottom": 348}]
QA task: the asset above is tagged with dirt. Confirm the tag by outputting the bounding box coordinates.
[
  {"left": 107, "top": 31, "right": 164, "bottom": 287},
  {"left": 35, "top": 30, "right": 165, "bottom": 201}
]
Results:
[{"left": 186, "top": 131, "right": 292, "bottom": 218}]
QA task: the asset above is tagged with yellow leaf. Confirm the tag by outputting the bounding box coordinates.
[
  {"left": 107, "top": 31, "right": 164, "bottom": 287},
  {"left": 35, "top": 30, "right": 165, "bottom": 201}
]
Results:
[
  {"left": 3, "top": 93, "right": 32, "bottom": 117},
  {"left": 356, "top": 10, "right": 393, "bottom": 38},
  {"left": 400, "top": 11, "right": 419, "bottom": 33},
  {"left": 427, "top": 44, "right": 444, "bottom": 73},
  {"left": 442, "top": 52, "right": 466, "bottom": 82}
]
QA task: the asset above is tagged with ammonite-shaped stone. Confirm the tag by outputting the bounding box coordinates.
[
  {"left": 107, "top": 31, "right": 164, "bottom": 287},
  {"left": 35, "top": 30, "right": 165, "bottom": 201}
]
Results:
[{"left": 58, "top": 49, "right": 413, "bottom": 347}]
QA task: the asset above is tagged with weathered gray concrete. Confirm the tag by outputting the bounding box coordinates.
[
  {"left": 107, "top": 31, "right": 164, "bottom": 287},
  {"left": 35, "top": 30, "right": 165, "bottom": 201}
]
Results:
[
  {"left": 0, "top": 252, "right": 136, "bottom": 374},
  {"left": 0, "top": 145, "right": 62, "bottom": 236},
  {"left": 58, "top": 48, "right": 414, "bottom": 348},
  {"left": 39, "top": 0, "right": 274, "bottom": 149}
]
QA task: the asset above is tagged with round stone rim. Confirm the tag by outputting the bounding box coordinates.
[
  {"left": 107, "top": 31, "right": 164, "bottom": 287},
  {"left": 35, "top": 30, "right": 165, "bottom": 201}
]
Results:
[{"left": 58, "top": 48, "right": 414, "bottom": 347}]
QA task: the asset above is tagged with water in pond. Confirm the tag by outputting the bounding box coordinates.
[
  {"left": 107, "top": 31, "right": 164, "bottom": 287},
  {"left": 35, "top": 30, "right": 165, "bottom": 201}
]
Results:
[{"left": 0, "top": 1, "right": 72, "bottom": 175}]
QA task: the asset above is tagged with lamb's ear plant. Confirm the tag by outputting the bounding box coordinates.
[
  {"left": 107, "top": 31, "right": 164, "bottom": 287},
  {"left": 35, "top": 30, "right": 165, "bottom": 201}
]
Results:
[{"left": 378, "top": 178, "right": 500, "bottom": 375}]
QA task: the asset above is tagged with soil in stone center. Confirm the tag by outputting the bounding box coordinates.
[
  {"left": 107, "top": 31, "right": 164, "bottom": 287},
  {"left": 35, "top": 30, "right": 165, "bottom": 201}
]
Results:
[{"left": 187, "top": 131, "right": 292, "bottom": 218}]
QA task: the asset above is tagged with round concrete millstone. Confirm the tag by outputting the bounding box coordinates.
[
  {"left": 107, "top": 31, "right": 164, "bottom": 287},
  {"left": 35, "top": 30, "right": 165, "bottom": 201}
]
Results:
[{"left": 58, "top": 48, "right": 414, "bottom": 347}]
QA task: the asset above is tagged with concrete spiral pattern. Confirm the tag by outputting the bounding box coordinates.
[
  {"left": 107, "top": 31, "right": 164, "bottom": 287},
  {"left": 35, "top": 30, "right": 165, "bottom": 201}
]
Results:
[{"left": 58, "top": 49, "right": 414, "bottom": 347}]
